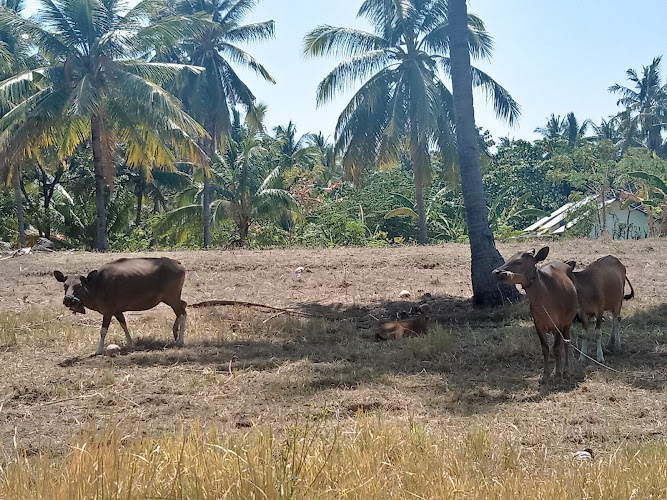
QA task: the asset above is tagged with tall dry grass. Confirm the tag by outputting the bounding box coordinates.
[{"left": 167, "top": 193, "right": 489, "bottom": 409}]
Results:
[{"left": 2, "top": 418, "right": 666, "bottom": 500}]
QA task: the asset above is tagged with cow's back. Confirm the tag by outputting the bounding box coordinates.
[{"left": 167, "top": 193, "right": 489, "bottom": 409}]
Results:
[
  {"left": 94, "top": 258, "right": 185, "bottom": 313},
  {"left": 575, "top": 255, "right": 625, "bottom": 310}
]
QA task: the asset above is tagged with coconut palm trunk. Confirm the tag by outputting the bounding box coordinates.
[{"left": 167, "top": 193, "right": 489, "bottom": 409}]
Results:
[
  {"left": 91, "top": 115, "right": 109, "bottom": 251},
  {"left": 449, "top": 0, "right": 519, "bottom": 306},
  {"left": 203, "top": 174, "right": 211, "bottom": 247},
  {"left": 135, "top": 184, "right": 143, "bottom": 227},
  {"left": 12, "top": 165, "right": 26, "bottom": 248},
  {"left": 411, "top": 127, "right": 428, "bottom": 245}
]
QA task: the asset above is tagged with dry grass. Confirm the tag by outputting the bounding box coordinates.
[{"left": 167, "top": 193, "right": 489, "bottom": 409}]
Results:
[
  {"left": 2, "top": 418, "right": 667, "bottom": 499},
  {"left": 1, "top": 239, "right": 667, "bottom": 497}
]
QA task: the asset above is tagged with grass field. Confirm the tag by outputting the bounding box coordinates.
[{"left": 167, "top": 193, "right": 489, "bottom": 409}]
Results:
[{"left": 1, "top": 239, "right": 667, "bottom": 498}]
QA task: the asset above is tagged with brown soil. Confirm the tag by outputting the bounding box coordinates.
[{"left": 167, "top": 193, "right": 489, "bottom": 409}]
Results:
[{"left": 1, "top": 239, "right": 666, "bottom": 458}]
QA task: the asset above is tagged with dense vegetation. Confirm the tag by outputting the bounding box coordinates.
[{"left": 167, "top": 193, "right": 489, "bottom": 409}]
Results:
[{"left": 0, "top": 0, "right": 666, "bottom": 253}]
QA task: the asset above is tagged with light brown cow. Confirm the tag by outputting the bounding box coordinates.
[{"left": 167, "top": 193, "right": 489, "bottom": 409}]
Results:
[
  {"left": 54, "top": 257, "right": 187, "bottom": 355},
  {"left": 493, "top": 247, "right": 578, "bottom": 380},
  {"left": 377, "top": 303, "right": 431, "bottom": 340},
  {"left": 565, "top": 256, "right": 634, "bottom": 363}
]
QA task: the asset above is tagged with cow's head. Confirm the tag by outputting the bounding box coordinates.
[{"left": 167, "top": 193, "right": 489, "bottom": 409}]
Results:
[
  {"left": 53, "top": 270, "right": 98, "bottom": 314},
  {"left": 492, "top": 247, "right": 549, "bottom": 288}
]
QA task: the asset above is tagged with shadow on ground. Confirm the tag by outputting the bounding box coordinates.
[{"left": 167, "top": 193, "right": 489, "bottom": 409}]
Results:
[{"left": 56, "top": 294, "right": 667, "bottom": 415}]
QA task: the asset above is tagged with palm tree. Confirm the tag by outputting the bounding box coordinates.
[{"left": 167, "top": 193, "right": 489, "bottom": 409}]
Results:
[
  {"left": 535, "top": 112, "right": 590, "bottom": 147},
  {"left": 0, "top": 0, "right": 207, "bottom": 250},
  {"left": 307, "top": 132, "right": 340, "bottom": 185},
  {"left": 0, "top": 0, "right": 38, "bottom": 247},
  {"left": 172, "top": 0, "right": 275, "bottom": 248},
  {"left": 535, "top": 114, "right": 566, "bottom": 139},
  {"left": 303, "top": 0, "right": 519, "bottom": 245},
  {"left": 449, "top": 0, "right": 519, "bottom": 305},
  {"left": 274, "top": 121, "right": 317, "bottom": 172},
  {"left": 563, "top": 112, "right": 591, "bottom": 148},
  {"left": 157, "top": 132, "right": 296, "bottom": 247},
  {"left": 609, "top": 56, "right": 667, "bottom": 154},
  {"left": 591, "top": 116, "right": 624, "bottom": 144}
]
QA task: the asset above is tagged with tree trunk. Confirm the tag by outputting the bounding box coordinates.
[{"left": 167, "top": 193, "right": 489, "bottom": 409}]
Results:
[
  {"left": 449, "top": 0, "right": 520, "bottom": 306},
  {"left": 203, "top": 174, "right": 211, "bottom": 248},
  {"left": 135, "top": 182, "right": 143, "bottom": 227},
  {"left": 91, "top": 115, "right": 109, "bottom": 251},
  {"left": 238, "top": 217, "right": 250, "bottom": 247},
  {"left": 12, "top": 166, "right": 26, "bottom": 248},
  {"left": 411, "top": 131, "right": 428, "bottom": 245}
]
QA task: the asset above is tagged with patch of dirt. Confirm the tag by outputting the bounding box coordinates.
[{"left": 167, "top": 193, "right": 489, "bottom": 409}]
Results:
[{"left": 1, "top": 240, "right": 667, "bottom": 459}]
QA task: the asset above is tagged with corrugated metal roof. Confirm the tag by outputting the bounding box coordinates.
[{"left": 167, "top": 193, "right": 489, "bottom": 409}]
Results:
[{"left": 523, "top": 195, "right": 614, "bottom": 235}]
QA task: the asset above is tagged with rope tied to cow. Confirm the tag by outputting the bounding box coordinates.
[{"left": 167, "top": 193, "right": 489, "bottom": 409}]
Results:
[{"left": 540, "top": 304, "right": 667, "bottom": 383}]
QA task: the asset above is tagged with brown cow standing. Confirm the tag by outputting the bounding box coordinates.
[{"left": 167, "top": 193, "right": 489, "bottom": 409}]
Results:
[
  {"left": 54, "top": 257, "right": 187, "bottom": 355},
  {"left": 493, "top": 247, "right": 578, "bottom": 380},
  {"left": 565, "top": 256, "right": 634, "bottom": 363}
]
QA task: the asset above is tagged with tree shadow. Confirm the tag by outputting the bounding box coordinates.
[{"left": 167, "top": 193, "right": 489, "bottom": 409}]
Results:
[{"left": 55, "top": 293, "right": 667, "bottom": 416}]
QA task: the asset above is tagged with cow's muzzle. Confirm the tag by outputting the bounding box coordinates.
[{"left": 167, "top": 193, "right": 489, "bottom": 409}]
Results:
[
  {"left": 64, "top": 295, "right": 85, "bottom": 314},
  {"left": 492, "top": 269, "right": 512, "bottom": 281}
]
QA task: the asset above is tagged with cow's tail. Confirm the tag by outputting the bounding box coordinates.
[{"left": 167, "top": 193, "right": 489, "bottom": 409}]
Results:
[{"left": 624, "top": 276, "right": 635, "bottom": 300}]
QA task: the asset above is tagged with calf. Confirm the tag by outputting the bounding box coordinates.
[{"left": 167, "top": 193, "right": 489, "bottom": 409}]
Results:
[
  {"left": 565, "top": 256, "right": 634, "bottom": 363},
  {"left": 54, "top": 257, "right": 187, "bottom": 355},
  {"left": 377, "top": 304, "right": 431, "bottom": 340},
  {"left": 493, "top": 247, "right": 578, "bottom": 380}
]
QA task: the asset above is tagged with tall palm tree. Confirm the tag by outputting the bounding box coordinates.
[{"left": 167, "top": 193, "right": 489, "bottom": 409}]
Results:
[
  {"left": 0, "top": 0, "right": 207, "bottom": 250},
  {"left": 535, "top": 112, "right": 590, "bottom": 148},
  {"left": 591, "top": 115, "right": 624, "bottom": 144},
  {"left": 172, "top": 0, "right": 275, "bottom": 248},
  {"left": 563, "top": 112, "right": 591, "bottom": 148},
  {"left": 0, "top": 0, "right": 37, "bottom": 247},
  {"left": 274, "top": 121, "right": 317, "bottom": 172},
  {"left": 156, "top": 128, "right": 296, "bottom": 247},
  {"left": 303, "top": 0, "right": 519, "bottom": 245},
  {"left": 609, "top": 56, "right": 667, "bottom": 154},
  {"left": 449, "top": 0, "right": 519, "bottom": 306},
  {"left": 534, "top": 113, "right": 565, "bottom": 139}
]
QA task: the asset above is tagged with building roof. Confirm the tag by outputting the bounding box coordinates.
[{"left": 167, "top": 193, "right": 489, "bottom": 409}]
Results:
[{"left": 523, "top": 195, "right": 617, "bottom": 236}]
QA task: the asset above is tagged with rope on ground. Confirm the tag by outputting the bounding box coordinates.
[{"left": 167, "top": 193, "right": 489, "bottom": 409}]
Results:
[{"left": 189, "top": 299, "right": 324, "bottom": 318}]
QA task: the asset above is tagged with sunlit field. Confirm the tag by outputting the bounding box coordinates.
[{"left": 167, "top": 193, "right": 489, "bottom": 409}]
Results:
[{"left": 1, "top": 239, "right": 667, "bottom": 498}]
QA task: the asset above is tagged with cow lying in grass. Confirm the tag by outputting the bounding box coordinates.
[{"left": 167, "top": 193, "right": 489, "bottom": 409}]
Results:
[
  {"left": 54, "top": 257, "right": 187, "bottom": 355},
  {"left": 565, "top": 256, "right": 634, "bottom": 363},
  {"left": 377, "top": 303, "right": 431, "bottom": 340},
  {"left": 493, "top": 247, "right": 578, "bottom": 380}
]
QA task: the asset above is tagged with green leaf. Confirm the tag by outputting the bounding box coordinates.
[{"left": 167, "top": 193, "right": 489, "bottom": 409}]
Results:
[{"left": 385, "top": 207, "right": 418, "bottom": 219}]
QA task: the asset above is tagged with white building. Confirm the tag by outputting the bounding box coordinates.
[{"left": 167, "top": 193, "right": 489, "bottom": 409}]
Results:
[{"left": 523, "top": 196, "right": 649, "bottom": 239}]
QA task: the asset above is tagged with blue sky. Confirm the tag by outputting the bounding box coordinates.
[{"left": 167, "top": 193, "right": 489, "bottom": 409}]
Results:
[
  {"left": 236, "top": 0, "right": 667, "bottom": 143},
  {"left": 24, "top": 0, "right": 667, "bottom": 143}
]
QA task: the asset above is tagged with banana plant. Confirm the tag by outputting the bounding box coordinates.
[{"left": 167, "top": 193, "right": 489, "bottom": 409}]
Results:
[{"left": 620, "top": 171, "right": 667, "bottom": 236}]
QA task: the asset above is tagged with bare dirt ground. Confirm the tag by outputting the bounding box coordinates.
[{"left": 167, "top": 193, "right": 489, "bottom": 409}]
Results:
[{"left": 1, "top": 239, "right": 667, "bottom": 460}]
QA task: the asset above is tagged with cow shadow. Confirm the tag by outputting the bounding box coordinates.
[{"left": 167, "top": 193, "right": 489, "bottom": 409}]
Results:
[{"left": 56, "top": 294, "right": 667, "bottom": 415}]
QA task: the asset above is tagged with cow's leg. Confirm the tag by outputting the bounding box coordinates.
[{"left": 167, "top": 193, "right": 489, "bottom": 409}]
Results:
[
  {"left": 608, "top": 305, "right": 622, "bottom": 352},
  {"left": 595, "top": 314, "right": 605, "bottom": 363},
  {"left": 169, "top": 299, "right": 187, "bottom": 347},
  {"left": 96, "top": 315, "right": 112, "bottom": 355},
  {"left": 115, "top": 312, "right": 134, "bottom": 346},
  {"left": 537, "top": 329, "right": 550, "bottom": 382},
  {"left": 578, "top": 316, "right": 590, "bottom": 363},
  {"left": 562, "top": 324, "right": 572, "bottom": 377},
  {"left": 553, "top": 328, "right": 563, "bottom": 378}
]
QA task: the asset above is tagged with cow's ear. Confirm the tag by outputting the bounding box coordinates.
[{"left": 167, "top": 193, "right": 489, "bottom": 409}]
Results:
[
  {"left": 86, "top": 270, "right": 98, "bottom": 282},
  {"left": 565, "top": 260, "right": 576, "bottom": 271},
  {"left": 535, "top": 247, "right": 550, "bottom": 262},
  {"left": 54, "top": 270, "right": 66, "bottom": 282}
]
